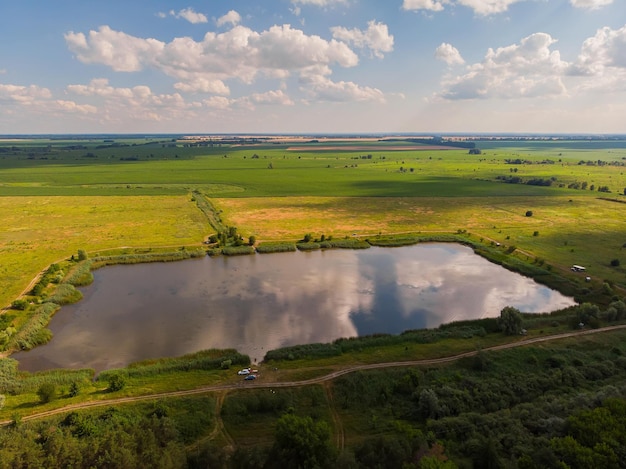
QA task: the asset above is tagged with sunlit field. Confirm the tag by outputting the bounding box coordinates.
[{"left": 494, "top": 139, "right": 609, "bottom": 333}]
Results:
[
  {"left": 1, "top": 136, "right": 626, "bottom": 308},
  {"left": 0, "top": 195, "right": 208, "bottom": 308}
]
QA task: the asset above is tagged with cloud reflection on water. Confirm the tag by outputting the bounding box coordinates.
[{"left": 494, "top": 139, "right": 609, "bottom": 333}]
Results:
[{"left": 13, "top": 244, "right": 576, "bottom": 372}]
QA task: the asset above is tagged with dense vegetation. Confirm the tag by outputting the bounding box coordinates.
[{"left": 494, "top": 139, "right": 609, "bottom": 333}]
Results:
[
  {"left": 2, "top": 326, "right": 626, "bottom": 467},
  {"left": 2, "top": 135, "right": 626, "bottom": 467}
]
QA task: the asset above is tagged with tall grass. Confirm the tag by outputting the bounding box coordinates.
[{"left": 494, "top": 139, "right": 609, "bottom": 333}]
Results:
[
  {"left": 263, "top": 324, "right": 488, "bottom": 362},
  {"left": 63, "top": 260, "right": 94, "bottom": 286},
  {"left": 256, "top": 243, "right": 297, "bottom": 253},
  {"left": 91, "top": 249, "right": 205, "bottom": 267},
  {"left": 97, "top": 349, "right": 250, "bottom": 381},
  {"left": 0, "top": 358, "right": 94, "bottom": 394},
  {"left": 6, "top": 302, "right": 59, "bottom": 351}
]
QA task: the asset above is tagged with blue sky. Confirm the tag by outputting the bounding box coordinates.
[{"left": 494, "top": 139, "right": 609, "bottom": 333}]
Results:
[{"left": 1, "top": 0, "right": 624, "bottom": 134}]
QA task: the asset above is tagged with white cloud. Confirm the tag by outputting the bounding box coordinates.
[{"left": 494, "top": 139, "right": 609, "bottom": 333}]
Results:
[
  {"left": 300, "top": 75, "right": 385, "bottom": 102},
  {"left": 0, "top": 83, "right": 97, "bottom": 116},
  {"left": 203, "top": 96, "right": 231, "bottom": 110},
  {"left": 0, "top": 83, "right": 52, "bottom": 103},
  {"left": 65, "top": 26, "right": 164, "bottom": 72},
  {"left": 291, "top": 0, "right": 348, "bottom": 6},
  {"left": 402, "top": 0, "right": 446, "bottom": 12},
  {"left": 66, "top": 78, "right": 201, "bottom": 122},
  {"left": 570, "top": 0, "right": 613, "bottom": 9},
  {"left": 249, "top": 89, "right": 294, "bottom": 105},
  {"left": 568, "top": 24, "right": 626, "bottom": 91},
  {"left": 171, "top": 7, "right": 208, "bottom": 24},
  {"left": 435, "top": 43, "right": 465, "bottom": 65},
  {"left": 403, "top": 0, "right": 529, "bottom": 15},
  {"left": 173, "top": 78, "right": 230, "bottom": 95},
  {"left": 331, "top": 20, "right": 394, "bottom": 58},
  {"left": 156, "top": 12, "right": 167, "bottom": 19},
  {"left": 52, "top": 100, "right": 98, "bottom": 114},
  {"left": 217, "top": 10, "right": 241, "bottom": 27},
  {"left": 456, "top": 0, "right": 525, "bottom": 15},
  {"left": 439, "top": 33, "right": 569, "bottom": 99},
  {"left": 65, "top": 24, "right": 360, "bottom": 96}
]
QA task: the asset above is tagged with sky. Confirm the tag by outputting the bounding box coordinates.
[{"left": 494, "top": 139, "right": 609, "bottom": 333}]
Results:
[{"left": 0, "top": 0, "right": 625, "bottom": 134}]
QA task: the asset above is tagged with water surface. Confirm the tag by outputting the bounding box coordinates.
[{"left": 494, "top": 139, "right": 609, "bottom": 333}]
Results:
[{"left": 13, "top": 244, "right": 575, "bottom": 372}]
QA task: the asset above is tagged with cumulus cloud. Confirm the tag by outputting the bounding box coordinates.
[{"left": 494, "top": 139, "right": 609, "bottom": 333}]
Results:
[
  {"left": 291, "top": 0, "right": 349, "bottom": 6},
  {"left": 171, "top": 7, "right": 208, "bottom": 24},
  {"left": 404, "top": 0, "right": 528, "bottom": 15},
  {"left": 0, "top": 83, "right": 96, "bottom": 116},
  {"left": 456, "top": 0, "right": 525, "bottom": 15},
  {"left": 439, "top": 33, "right": 569, "bottom": 99},
  {"left": 249, "top": 89, "right": 295, "bottom": 105},
  {"left": 300, "top": 74, "right": 385, "bottom": 102},
  {"left": 570, "top": 0, "right": 613, "bottom": 9},
  {"left": 173, "top": 78, "right": 230, "bottom": 95},
  {"left": 402, "top": 0, "right": 446, "bottom": 12},
  {"left": 0, "top": 83, "right": 52, "bottom": 103},
  {"left": 66, "top": 78, "right": 201, "bottom": 122},
  {"left": 435, "top": 43, "right": 465, "bottom": 65},
  {"left": 568, "top": 24, "right": 626, "bottom": 90},
  {"left": 65, "top": 26, "right": 164, "bottom": 72},
  {"left": 217, "top": 10, "right": 241, "bottom": 27},
  {"left": 331, "top": 20, "right": 394, "bottom": 58},
  {"left": 65, "top": 24, "right": 362, "bottom": 98},
  {"left": 203, "top": 96, "right": 231, "bottom": 110}
]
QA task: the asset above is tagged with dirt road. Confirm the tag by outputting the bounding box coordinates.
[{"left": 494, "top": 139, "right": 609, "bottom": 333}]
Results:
[{"left": 2, "top": 324, "right": 625, "bottom": 427}]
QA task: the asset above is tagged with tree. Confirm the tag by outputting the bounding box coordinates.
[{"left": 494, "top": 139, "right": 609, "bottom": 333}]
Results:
[
  {"left": 248, "top": 235, "right": 256, "bottom": 246},
  {"left": 417, "top": 388, "right": 440, "bottom": 420},
  {"left": 267, "top": 413, "right": 335, "bottom": 469},
  {"left": 37, "top": 383, "right": 56, "bottom": 403},
  {"left": 498, "top": 306, "right": 523, "bottom": 335},
  {"left": 77, "top": 249, "right": 88, "bottom": 261},
  {"left": 610, "top": 259, "right": 620, "bottom": 267}
]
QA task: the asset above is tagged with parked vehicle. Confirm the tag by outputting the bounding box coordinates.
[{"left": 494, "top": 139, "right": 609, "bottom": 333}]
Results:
[
  {"left": 244, "top": 374, "right": 257, "bottom": 381},
  {"left": 237, "top": 368, "right": 250, "bottom": 375}
]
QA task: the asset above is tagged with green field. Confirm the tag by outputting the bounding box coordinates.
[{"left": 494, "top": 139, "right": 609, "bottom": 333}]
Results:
[{"left": 2, "top": 136, "right": 625, "bottom": 310}]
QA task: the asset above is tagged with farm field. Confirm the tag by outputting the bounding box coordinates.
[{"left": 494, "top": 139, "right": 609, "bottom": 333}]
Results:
[{"left": 1, "top": 135, "right": 626, "bottom": 309}]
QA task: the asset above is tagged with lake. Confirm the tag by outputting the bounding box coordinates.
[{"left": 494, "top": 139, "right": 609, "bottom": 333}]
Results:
[{"left": 13, "top": 244, "right": 576, "bottom": 372}]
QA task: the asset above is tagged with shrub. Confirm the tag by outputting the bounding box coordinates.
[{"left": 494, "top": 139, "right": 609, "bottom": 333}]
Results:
[
  {"left": 610, "top": 259, "right": 620, "bottom": 267},
  {"left": 107, "top": 373, "right": 126, "bottom": 392},
  {"left": 10, "top": 299, "right": 28, "bottom": 311},
  {"left": 37, "top": 383, "right": 56, "bottom": 403},
  {"left": 525, "top": 210, "right": 533, "bottom": 217}
]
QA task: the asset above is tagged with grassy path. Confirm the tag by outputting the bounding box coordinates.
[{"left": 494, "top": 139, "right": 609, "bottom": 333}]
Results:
[{"left": 3, "top": 324, "right": 626, "bottom": 427}]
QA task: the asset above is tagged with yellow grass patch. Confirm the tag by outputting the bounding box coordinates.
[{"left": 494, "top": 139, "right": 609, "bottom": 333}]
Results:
[{"left": 0, "top": 195, "right": 209, "bottom": 308}]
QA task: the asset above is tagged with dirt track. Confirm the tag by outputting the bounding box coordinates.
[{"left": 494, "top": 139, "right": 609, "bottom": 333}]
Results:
[{"left": 2, "top": 324, "right": 625, "bottom": 427}]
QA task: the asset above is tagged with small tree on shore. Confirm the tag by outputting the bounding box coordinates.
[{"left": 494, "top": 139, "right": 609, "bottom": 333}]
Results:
[{"left": 499, "top": 306, "right": 523, "bottom": 335}]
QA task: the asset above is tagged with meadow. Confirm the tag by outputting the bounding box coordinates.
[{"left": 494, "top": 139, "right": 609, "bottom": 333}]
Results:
[{"left": 2, "top": 135, "right": 625, "bottom": 310}]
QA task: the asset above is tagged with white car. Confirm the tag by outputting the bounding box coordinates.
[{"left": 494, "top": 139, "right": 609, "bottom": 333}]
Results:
[{"left": 237, "top": 368, "right": 250, "bottom": 375}]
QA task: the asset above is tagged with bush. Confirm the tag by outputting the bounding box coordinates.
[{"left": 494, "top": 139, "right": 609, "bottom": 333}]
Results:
[
  {"left": 10, "top": 299, "right": 28, "bottom": 311},
  {"left": 37, "top": 382, "right": 56, "bottom": 403},
  {"left": 107, "top": 373, "right": 126, "bottom": 392},
  {"left": 526, "top": 210, "right": 533, "bottom": 217},
  {"left": 610, "top": 259, "right": 620, "bottom": 267}
]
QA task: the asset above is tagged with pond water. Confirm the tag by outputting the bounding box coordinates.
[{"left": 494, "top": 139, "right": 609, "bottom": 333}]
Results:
[{"left": 13, "top": 244, "right": 575, "bottom": 372}]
